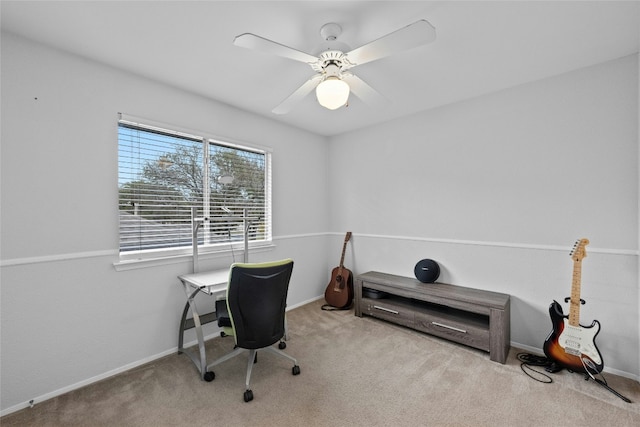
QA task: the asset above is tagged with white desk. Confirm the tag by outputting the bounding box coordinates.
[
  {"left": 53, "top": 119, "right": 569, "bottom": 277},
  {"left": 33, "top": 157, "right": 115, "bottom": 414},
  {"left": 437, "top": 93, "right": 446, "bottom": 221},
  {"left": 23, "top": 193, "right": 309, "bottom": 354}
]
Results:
[{"left": 177, "top": 269, "right": 229, "bottom": 381}]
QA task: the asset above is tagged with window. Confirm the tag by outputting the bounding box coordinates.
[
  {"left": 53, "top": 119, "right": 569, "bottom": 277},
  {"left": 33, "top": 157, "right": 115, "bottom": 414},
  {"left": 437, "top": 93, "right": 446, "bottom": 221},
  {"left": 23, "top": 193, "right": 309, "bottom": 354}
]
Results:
[{"left": 118, "top": 116, "right": 271, "bottom": 259}]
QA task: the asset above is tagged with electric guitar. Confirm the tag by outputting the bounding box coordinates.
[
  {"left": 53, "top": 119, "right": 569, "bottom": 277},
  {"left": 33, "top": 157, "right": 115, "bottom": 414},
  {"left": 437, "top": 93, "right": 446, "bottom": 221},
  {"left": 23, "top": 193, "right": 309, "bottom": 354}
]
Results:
[
  {"left": 543, "top": 238, "right": 604, "bottom": 373},
  {"left": 324, "top": 232, "right": 354, "bottom": 309}
]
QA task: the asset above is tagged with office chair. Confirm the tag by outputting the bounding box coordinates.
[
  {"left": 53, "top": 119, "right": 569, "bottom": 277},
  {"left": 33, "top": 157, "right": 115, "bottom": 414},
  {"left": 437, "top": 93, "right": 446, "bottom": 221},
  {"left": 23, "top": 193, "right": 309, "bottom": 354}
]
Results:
[{"left": 208, "top": 259, "right": 300, "bottom": 402}]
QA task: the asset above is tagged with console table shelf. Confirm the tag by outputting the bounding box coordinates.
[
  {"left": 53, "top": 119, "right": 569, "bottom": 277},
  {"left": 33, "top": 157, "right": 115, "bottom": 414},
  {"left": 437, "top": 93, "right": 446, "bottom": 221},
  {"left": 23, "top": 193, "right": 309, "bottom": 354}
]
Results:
[{"left": 355, "top": 271, "right": 511, "bottom": 364}]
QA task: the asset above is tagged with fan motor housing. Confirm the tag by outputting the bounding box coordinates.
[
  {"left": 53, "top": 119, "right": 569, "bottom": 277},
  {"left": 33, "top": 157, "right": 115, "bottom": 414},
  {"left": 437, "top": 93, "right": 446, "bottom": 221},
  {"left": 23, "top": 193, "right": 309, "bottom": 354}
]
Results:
[{"left": 320, "top": 23, "right": 342, "bottom": 41}]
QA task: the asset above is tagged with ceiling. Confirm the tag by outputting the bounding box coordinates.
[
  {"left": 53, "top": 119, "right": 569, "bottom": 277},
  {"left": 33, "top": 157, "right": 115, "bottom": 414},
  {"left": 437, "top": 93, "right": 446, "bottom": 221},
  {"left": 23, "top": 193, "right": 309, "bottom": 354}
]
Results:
[{"left": 2, "top": 1, "right": 639, "bottom": 137}]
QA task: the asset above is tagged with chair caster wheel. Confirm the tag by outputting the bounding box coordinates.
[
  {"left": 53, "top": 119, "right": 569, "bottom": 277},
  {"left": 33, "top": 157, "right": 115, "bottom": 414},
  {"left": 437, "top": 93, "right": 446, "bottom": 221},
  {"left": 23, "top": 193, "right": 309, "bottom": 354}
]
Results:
[
  {"left": 278, "top": 341, "right": 286, "bottom": 349},
  {"left": 244, "top": 389, "right": 253, "bottom": 402},
  {"left": 203, "top": 371, "right": 215, "bottom": 382},
  {"left": 292, "top": 365, "right": 301, "bottom": 375},
  {"left": 220, "top": 332, "right": 227, "bottom": 337}
]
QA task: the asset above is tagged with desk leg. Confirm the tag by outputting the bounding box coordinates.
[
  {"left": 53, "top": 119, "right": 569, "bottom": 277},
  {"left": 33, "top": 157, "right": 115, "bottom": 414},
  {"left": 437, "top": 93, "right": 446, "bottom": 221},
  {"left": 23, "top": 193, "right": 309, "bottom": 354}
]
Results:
[
  {"left": 190, "top": 296, "right": 208, "bottom": 379},
  {"left": 178, "top": 287, "right": 214, "bottom": 381},
  {"left": 178, "top": 301, "right": 191, "bottom": 353}
]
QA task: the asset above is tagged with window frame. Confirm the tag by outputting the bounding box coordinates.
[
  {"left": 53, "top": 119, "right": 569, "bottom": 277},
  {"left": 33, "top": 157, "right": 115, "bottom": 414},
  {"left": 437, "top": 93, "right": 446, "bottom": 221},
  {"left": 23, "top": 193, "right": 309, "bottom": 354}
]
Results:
[{"left": 116, "top": 114, "right": 273, "bottom": 265}]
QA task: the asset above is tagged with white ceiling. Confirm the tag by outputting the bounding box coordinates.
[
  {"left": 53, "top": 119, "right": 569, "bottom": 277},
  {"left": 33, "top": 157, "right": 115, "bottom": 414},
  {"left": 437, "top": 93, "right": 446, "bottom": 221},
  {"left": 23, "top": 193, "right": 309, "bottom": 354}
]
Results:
[{"left": 2, "top": 1, "right": 639, "bottom": 137}]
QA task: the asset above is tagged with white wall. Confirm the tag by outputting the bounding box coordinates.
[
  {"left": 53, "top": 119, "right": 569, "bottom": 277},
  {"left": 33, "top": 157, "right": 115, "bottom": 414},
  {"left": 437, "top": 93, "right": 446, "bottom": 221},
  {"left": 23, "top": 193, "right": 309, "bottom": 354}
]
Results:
[
  {"left": 0, "top": 33, "right": 330, "bottom": 414},
  {"left": 329, "top": 54, "right": 639, "bottom": 378}
]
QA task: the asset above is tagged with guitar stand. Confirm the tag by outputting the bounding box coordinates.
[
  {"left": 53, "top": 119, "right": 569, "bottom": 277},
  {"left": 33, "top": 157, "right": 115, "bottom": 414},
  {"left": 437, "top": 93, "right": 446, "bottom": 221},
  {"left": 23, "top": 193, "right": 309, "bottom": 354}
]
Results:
[
  {"left": 564, "top": 296, "right": 586, "bottom": 305},
  {"left": 549, "top": 298, "right": 632, "bottom": 404},
  {"left": 544, "top": 362, "right": 564, "bottom": 373},
  {"left": 582, "top": 372, "right": 632, "bottom": 403},
  {"left": 579, "top": 355, "right": 632, "bottom": 403}
]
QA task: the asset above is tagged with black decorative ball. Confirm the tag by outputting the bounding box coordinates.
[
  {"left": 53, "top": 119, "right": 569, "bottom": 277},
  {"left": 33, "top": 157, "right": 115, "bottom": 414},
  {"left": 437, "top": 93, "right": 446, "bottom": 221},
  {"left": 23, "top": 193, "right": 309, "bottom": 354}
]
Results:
[{"left": 414, "top": 259, "right": 440, "bottom": 283}]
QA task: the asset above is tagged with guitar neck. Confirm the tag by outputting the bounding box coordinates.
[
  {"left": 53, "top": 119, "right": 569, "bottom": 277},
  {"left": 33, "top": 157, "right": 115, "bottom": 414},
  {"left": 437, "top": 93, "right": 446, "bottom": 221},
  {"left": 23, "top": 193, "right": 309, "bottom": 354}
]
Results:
[
  {"left": 567, "top": 238, "right": 588, "bottom": 327},
  {"left": 338, "top": 241, "right": 348, "bottom": 270},
  {"left": 568, "top": 258, "right": 582, "bottom": 326},
  {"left": 338, "top": 232, "right": 351, "bottom": 271}
]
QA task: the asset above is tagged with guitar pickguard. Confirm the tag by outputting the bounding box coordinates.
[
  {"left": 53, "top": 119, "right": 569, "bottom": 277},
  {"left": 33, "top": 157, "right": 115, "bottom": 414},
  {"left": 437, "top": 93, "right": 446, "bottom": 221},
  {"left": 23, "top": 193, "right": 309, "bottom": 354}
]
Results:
[{"left": 558, "top": 319, "right": 602, "bottom": 365}]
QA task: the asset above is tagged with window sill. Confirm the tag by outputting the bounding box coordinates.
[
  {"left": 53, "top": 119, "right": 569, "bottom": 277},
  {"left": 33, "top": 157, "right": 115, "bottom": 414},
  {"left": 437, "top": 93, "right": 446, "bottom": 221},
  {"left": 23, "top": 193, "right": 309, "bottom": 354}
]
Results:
[{"left": 113, "top": 243, "right": 276, "bottom": 272}]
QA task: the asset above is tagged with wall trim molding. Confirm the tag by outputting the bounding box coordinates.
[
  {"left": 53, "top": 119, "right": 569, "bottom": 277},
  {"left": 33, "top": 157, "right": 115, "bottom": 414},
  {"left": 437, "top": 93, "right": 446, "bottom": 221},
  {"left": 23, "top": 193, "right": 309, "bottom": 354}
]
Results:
[
  {"left": 0, "top": 249, "right": 118, "bottom": 267},
  {"left": 348, "top": 233, "right": 639, "bottom": 256},
  {"left": 0, "top": 233, "right": 328, "bottom": 269},
  {"left": 2, "top": 233, "right": 637, "bottom": 268}
]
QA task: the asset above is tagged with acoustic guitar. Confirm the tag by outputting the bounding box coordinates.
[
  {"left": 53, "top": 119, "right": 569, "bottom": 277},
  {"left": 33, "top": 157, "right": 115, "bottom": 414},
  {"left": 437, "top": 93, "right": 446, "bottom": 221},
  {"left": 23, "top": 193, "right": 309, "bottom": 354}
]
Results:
[
  {"left": 324, "top": 232, "right": 354, "bottom": 309},
  {"left": 543, "top": 238, "right": 604, "bottom": 373}
]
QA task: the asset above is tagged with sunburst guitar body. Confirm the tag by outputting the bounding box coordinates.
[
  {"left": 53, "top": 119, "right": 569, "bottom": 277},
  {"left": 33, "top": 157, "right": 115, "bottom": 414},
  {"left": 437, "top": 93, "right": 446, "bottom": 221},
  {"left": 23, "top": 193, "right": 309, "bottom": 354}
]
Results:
[{"left": 543, "top": 238, "right": 604, "bottom": 373}]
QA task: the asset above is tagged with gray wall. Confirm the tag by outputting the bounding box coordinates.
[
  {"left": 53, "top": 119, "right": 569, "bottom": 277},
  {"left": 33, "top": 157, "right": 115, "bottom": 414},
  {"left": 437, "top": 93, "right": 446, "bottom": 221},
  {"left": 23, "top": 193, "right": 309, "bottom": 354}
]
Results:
[{"left": 1, "top": 31, "right": 638, "bottom": 415}]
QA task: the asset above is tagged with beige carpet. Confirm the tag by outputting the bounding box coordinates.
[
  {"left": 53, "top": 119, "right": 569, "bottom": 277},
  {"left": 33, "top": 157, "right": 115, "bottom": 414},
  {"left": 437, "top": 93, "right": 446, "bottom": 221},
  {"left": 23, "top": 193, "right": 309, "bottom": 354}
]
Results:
[{"left": 3, "top": 299, "right": 640, "bottom": 426}]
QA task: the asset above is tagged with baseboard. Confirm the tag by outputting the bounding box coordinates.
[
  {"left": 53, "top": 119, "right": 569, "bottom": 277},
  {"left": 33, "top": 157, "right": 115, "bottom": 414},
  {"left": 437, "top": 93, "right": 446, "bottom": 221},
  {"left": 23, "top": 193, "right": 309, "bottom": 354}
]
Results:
[
  {"left": 0, "top": 345, "right": 179, "bottom": 417},
  {"left": 288, "top": 295, "right": 325, "bottom": 310},
  {"left": 4, "top": 304, "right": 634, "bottom": 417},
  {"left": 1, "top": 296, "right": 326, "bottom": 417}
]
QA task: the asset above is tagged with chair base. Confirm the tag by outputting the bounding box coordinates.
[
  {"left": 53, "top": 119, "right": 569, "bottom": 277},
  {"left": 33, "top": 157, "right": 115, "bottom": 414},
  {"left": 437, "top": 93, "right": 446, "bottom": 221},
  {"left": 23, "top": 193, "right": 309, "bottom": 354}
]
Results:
[{"left": 207, "top": 344, "right": 300, "bottom": 402}]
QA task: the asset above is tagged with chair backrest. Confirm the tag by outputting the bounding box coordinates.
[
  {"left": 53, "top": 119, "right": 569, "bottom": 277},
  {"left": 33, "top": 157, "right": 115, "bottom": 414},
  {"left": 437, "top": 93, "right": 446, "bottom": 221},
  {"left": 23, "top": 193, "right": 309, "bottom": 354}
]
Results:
[{"left": 226, "top": 259, "right": 294, "bottom": 349}]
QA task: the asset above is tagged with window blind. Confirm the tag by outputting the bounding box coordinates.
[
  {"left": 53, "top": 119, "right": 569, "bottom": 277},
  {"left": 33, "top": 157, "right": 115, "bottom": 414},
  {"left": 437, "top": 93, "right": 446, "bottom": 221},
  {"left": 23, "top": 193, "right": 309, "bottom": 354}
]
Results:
[{"left": 118, "top": 119, "right": 270, "bottom": 255}]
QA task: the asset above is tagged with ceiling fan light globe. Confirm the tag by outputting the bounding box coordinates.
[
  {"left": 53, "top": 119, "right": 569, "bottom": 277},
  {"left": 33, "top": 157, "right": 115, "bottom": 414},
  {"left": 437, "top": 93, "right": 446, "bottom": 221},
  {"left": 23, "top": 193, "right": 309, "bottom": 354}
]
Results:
[{"left": 316, "top": 77, "right": 349, "bottom": 110}]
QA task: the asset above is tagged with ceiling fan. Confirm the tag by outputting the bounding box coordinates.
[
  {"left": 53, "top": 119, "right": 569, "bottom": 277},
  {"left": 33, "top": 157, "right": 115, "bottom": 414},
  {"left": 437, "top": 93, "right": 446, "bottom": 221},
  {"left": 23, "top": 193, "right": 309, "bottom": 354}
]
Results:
[{"left": 233, "top": 19, "right": 436, "bottom": 114}]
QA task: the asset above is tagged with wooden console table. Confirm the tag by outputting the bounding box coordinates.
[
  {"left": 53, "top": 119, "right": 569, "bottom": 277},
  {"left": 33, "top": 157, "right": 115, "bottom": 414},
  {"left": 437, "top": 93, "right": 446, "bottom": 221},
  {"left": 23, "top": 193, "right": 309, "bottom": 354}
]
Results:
[{"left": 355, "top": 271, "right": 511, "bottom": 364}]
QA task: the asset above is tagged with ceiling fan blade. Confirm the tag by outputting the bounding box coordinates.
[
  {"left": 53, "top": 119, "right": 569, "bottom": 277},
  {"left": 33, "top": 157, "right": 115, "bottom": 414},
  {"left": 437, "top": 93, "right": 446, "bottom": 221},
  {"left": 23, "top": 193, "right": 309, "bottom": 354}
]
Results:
[
  {"left": 346, "top": 20, "right": 436, "bottom": 67},
  {"left": 343, "top": 74, "right": 389, "bottom": 108},
  {"left": 272, "top": 75, "right": 322, "bottom": 115},
  {"left": 234, "top": 33, "right": 318, "bottom": 64}
]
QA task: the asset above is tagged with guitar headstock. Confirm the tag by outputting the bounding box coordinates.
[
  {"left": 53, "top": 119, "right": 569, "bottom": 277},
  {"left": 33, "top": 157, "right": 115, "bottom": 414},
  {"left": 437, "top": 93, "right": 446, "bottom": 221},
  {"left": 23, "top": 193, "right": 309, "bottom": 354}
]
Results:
[
  {"left": 570, "top": 238, "right": 589, "bottom": 262},
  {"left": 345, "top": 231, "right": 352, "bottom": 242}
]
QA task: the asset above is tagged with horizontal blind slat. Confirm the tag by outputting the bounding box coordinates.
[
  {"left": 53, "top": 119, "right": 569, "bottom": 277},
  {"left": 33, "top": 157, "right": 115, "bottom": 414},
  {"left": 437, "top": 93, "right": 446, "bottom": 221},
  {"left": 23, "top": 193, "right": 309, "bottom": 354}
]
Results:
[{"left": 118, "top": 121, "right": 269, "bottom": 253}]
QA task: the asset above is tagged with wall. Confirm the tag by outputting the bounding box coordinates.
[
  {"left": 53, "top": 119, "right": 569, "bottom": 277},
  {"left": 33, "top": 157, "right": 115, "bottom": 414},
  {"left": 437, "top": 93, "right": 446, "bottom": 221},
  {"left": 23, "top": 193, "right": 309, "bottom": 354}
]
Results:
[
  {"left": 329, "top": 54, "right": 639, "bottom": 378},
  {"left": 0, "top": 33, "right": 329, "bottom": 414},
  {"left": 2, "top": 31, "right": 639, "bottom": 416}
]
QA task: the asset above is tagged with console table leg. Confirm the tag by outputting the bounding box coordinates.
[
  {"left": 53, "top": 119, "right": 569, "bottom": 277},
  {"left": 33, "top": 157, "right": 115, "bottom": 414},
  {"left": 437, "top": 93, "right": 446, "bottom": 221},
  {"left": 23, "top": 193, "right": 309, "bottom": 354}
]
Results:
[{"left": 489, "top": 304, "right": 510, "bottom": 364}]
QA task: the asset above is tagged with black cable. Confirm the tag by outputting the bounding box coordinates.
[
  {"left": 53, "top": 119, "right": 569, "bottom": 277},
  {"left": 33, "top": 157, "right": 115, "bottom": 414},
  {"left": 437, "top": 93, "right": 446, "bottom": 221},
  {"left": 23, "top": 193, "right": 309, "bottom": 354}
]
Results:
[
  {"left": 517, "top": 353, "right": 632, "bottom": 403},
  {"left": 517, "top": 352, "right": 555, "bottom": 383},
  {"left": 517, "top": 352, "right": 551, "bottom": 366}
]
